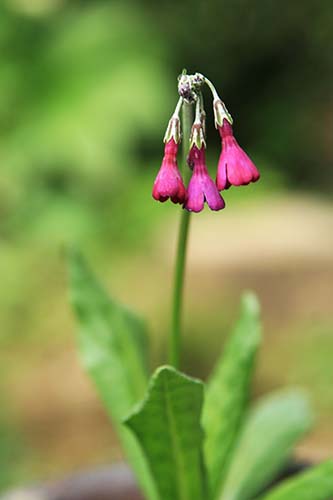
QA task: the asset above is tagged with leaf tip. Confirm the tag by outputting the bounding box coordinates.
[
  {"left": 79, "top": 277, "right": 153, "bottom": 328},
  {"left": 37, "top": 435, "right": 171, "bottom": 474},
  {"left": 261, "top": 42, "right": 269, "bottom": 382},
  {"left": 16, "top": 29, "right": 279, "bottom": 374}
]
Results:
[{"left": 241, "top": 290, "right": 260, "bottom": 317}]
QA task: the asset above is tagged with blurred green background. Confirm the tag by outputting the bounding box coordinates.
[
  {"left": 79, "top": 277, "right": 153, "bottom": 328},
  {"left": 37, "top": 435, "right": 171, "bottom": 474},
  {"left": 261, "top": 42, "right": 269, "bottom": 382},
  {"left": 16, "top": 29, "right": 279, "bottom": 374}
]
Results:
[{"left": 0, "top": 0, "right": 332, "bottom": 492}]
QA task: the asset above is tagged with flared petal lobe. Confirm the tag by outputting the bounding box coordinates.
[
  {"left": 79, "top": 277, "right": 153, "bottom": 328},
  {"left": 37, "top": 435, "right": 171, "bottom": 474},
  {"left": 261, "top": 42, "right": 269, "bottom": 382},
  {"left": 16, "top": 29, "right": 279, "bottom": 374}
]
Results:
[
  {"left": 152, "top": 139, "right": 186, "bottom": 204},
  {"left": 185, "top": 146, "right": 225, "bottom": 213},
  {"left": 216, "top": 119, "right": 260, "bottom": 191}
]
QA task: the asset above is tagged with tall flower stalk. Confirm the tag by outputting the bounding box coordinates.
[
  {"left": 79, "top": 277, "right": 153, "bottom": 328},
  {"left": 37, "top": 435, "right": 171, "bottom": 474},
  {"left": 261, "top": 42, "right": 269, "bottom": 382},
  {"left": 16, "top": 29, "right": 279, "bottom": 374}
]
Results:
[{"left": 152, "top": 71, "right": 260, "bottom": 368}]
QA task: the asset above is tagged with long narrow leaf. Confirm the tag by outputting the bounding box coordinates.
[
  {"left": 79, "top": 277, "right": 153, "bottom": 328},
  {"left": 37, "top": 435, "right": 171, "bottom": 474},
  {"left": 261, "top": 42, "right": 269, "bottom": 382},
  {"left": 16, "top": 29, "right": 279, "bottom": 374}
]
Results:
[
  {"left": 125, "top": 366, "right": 206, "bottom": 500},
  {"left": 221, "top": 390, "right": 313, "bottom": 500},
  {"left": 202, "top": 292, "right": 261, "bottom": 499},
  {"left": 258, "top": 460, "right": 333, "bottom": 500},
  {"left": 69, "top": 250, "right": 158, "bottom": 500}
]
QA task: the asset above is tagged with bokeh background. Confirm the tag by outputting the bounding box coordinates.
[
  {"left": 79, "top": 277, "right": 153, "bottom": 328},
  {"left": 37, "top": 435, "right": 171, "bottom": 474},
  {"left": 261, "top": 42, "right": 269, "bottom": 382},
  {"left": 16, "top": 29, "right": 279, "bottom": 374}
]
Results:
[{"left": 0, "top": 0, "right": 332, "bottom": 491}]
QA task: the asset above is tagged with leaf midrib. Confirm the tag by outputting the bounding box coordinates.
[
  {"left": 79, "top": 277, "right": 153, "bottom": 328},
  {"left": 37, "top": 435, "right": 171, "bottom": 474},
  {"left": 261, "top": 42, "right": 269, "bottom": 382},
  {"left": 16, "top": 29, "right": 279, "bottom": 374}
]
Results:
[{"left": 163, "top": 375, "right": 189, "bottom": 500}]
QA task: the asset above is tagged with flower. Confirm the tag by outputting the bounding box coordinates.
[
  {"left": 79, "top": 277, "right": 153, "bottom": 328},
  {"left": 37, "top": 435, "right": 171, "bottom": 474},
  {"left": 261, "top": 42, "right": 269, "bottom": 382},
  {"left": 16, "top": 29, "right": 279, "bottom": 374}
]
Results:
[
  {"left": 185, "top": 145, "right": 225, "bottom": 213},
  {"left": 216, "top": 119, "right": 260, "bottom": 191},
  {"left": 152, "top": 139, "right": 187, "bottom": 204}
]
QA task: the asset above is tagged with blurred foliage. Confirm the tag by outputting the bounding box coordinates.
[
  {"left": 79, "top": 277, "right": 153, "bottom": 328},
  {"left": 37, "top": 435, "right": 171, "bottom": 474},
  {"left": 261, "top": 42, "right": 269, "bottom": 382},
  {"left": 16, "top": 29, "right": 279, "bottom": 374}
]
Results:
[
  {"left": 0, "top": 0, "right": 174, "bottom": 347},
  {"left": 0, "top": 416, "right": 26, "bottom": 491},
  {"left": 0, "top": 0, "right": 173, "bottom": 249}
]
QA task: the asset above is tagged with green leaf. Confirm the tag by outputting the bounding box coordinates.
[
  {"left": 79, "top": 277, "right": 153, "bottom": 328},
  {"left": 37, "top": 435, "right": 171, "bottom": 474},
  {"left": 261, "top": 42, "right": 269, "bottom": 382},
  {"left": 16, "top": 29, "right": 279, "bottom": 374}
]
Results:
[
  {"left": 124, "top": 366, "right": 206, "bottom": 500},
  {"left": 221, "top": 390, "right": 314, "bottom": 500},
  {"left": 202, "top": 292, "right": 261, "bottom": 499},
  {"left": 68, "top": 250, "right": 158, "bottom": 500},
  {"left": 258, "top": 460, "right": 333, "bottom": 500}
]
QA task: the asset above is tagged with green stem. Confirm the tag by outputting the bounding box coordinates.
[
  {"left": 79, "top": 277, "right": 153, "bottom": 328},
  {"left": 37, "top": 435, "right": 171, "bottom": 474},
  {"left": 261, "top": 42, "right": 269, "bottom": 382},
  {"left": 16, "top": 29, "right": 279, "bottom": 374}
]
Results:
[{"left": 169, "top": 102, "right": 193, "bottom": 368}]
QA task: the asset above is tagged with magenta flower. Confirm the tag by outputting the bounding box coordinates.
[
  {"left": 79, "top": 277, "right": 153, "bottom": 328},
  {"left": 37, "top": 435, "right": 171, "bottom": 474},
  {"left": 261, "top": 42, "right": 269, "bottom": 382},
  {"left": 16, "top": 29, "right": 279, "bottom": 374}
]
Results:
[
  {"left": 185, "top": 145, "right": 225, "bottom": 213},
  {"left": 152, "top": 139, "right": 187, "bottom": 204},
  {"left": 216, "top": 119, "right": 260, "bottom": 191}
]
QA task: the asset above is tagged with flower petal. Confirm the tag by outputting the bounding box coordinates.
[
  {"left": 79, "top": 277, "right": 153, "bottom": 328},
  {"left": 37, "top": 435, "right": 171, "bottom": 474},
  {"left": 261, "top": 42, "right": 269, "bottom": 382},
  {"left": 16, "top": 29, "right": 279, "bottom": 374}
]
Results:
[
  {"left": 185, "top": 172, "right": 205, "bottom": 212},
  {"left": 202, "top": 176, "right": 225, "bottom": 211}
]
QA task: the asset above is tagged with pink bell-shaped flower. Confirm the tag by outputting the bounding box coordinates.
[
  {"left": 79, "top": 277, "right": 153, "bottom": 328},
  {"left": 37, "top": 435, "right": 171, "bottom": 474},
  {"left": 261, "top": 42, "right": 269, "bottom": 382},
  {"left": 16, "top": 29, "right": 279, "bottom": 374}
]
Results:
[
  {"left": 185, "top": 145, "right": 225, "bottom": 213},
  {"left": 152, "top": 139, "right": 187, "bottom": 204},
  {"left": 216, "top": 119, "right": 260, "bottom": 191}
]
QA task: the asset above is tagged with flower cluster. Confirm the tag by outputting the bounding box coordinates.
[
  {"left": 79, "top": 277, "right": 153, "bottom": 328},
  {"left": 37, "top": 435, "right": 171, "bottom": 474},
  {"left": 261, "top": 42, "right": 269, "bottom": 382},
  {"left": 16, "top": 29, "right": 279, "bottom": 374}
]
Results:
[{"left": 152, "top": 73, "right": 260, "bottom": 213}]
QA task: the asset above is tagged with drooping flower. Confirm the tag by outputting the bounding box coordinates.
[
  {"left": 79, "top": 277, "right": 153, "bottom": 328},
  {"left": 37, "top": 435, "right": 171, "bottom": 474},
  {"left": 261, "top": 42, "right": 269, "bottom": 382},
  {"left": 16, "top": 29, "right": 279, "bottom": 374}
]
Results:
[
  {"left": 185, "top": 144, "right": 225, "bottom": 213},
  {"left": 152, "top": 138, "right": 186, "bottom": 204},
  {"left": 216, "top": 117, "right": 260, "bottom": 191}
]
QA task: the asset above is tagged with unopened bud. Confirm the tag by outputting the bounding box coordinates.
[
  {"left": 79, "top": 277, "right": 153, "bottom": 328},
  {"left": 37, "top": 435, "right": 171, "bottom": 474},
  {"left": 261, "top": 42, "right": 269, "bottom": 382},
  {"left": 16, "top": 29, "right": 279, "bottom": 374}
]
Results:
[
  {"left": 192, "top": 73, "right": 205, "bottom": 90},
  {"left": 178, "top": 74, "right": 197, "bottom": 103}
]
